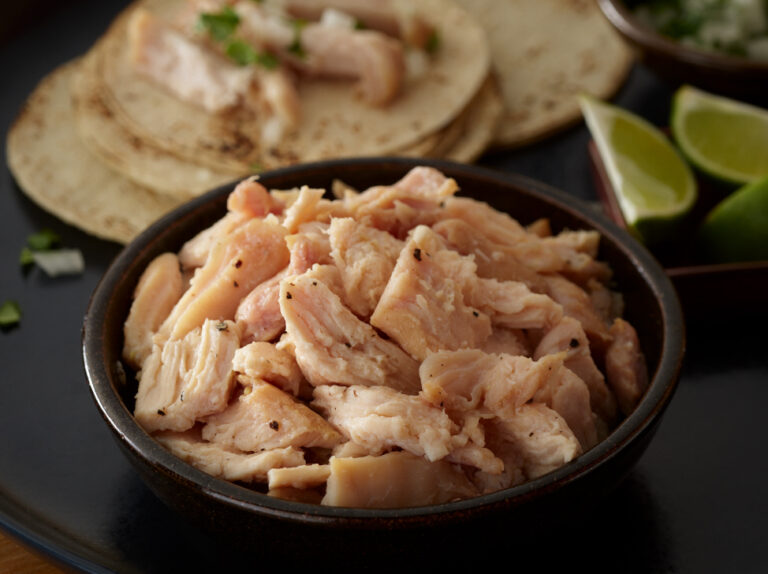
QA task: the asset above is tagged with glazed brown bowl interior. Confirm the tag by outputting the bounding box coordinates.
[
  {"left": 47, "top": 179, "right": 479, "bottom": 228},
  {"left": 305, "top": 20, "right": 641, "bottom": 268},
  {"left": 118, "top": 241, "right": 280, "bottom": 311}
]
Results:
[
  {"left": 597, "top": 0, "right": 768, "bottom": 103},
  {"left": 82, "top": 158, "right": 684, "bottom": 554}
]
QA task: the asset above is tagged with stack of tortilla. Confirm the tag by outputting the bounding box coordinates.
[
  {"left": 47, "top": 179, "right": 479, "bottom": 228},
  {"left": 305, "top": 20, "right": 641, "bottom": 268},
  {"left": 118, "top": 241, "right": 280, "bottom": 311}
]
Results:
[{"left": 6, "top": 0, "right": 632, "bottom": 244}]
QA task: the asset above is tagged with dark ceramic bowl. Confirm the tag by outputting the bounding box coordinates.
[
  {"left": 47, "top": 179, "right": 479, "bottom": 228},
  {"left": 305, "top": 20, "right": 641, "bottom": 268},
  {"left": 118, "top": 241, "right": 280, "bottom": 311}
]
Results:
[
  {"left": 82, "top": 158, "right": 684, "bottom": 562},
  {"left": 597, "top": 0, "right": 768, "bottom": 103}
]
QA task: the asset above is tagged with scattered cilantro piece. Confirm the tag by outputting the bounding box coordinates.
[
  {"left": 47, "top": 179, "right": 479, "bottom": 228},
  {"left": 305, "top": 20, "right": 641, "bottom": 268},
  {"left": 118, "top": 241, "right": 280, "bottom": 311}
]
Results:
[
  {"left": 26, "top": 228, "right": 61, "bottom": 251},
  {"left": 0, "top": 300, "right": 21, "bottom": 327},
  {"left": 19, "top": 247, "right": 35, "bottom": 267},
  {"left": 199, "top": 7, "right": 240, "bottom": 42},
  {"left": 426, "top": 30, "right": 441, "bottom": 54},
  {"left": 226, "top": 40, "right": 279, "bottom": 69},
  {"left": 256, "top": 50, "right": 280, "bottom": 69},
  {"left": 288, "top": 19, "right": 307, "bottom": 58},
  {"left": 354, "top": 18, "right": 366, "bottom": 30},
  {"left": 226, "top": 39, "right": 259, "bottom": 65}
]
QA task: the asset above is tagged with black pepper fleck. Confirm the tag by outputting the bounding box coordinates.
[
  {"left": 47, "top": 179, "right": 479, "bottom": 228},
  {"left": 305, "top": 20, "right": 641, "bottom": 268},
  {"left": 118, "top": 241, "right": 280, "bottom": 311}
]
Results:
[
  {"left": 157, "top": 409, "right": 165, "bottom": 416},
  {"left": 413, "top": 248, "right": 422, "bottom": 261},
  {"left": 286, "top": 292, "right": 292, "bottom": 299},
  {"left": 234, "top": 259, "right": 243, "bottom": 268},
  {"left": 569, "top": 338, "right": 580, "bottom": 348},
  {"left": 269, "top": 420, "right": 280, "bottom": 430}
]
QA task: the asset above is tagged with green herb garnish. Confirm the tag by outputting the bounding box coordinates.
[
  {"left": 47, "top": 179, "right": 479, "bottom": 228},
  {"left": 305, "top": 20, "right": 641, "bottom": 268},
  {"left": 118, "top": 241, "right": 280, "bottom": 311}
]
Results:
[
  {"left": 26, "top": 228, "right": 61, "bottom": 251},
  {"left": 19, "top": 247, "right": 35, "bottom": 267},
  {"left": 21, "top": 229, "right": 61, "bottom": 268},
  {"left": 0, "top": 300, "right": 21, "bottom": 327},
  {"left": 225, "top": 40, "right": 279, "bottom": 69},
  {"left": 199, "top": 7, "right": 240, "bottom": 42},
  {"left": 425, "top": 30, "right": 441, "bottom": 55},
  {"left": 288, "top": 19, "right": 307, "bottom": 59}
]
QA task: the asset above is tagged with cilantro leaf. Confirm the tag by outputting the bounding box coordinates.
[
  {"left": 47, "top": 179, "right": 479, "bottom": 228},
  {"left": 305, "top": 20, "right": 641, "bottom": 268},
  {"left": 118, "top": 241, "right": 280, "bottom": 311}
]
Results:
[
  {"left": 225, "top": 39, "right": 259, "bottom": 65},
  {"left": 199, "top": 7, "right": 240, "bottom": 42},
  {"left": 0, "top": 300, "right": 21, "bottom": 327},
  {"left": 288, "top": 19, "right": 307, "bottom": 59},
  {"left": 426, "top": 30, "right": 441, "bottom": 54},
  {"left": 226, "top": 40, "right": 279, "bottom": 69},
  {"left": 19, "top": 247, "right": 35, "bottom": 267},
  {"left": 26, "top": 228, "right": 61, "bottom": 251}
]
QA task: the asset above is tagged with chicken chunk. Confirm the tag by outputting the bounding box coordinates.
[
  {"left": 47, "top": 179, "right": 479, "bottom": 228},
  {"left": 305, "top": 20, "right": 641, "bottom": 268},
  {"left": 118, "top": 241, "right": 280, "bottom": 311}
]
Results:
[
  {"left": 202, "top": 381, "right": 342, "bottom": 451},
  {"left": 419, "top": 349, "right": 565, "bottom": 422},
  {"left": 155, "top": 430, "right": 305, "bottom": 483},
  {"left": 232, "top": 341, "right": 304, "bottom": 396},
  {"left": 542, "top": 273, "right": 613, "bottom": 352},
  {"left": 432, "top": 218, "right": 548, "bottom": 290},
  {"left": 605, "top": 318, "right": 649, "bottom": 416},
  {"left": 135, "top": 319, "right": 240, "bottom": 433},
  {"left": 312, "top": 384, "right": 500, "bottom": 472},
  {"left": 123, "top": 252, "right": 184, "bottom": 370},
  {"left": 322, "top": 452, "right": 478, "bottom": 508},
  {"left": 534, "top": 316, "right": 618, "bottom": 425},
  {"left": 129, "top": 8, "right": 255, "bottom": 113},
  {"left": 158, "top": 217, "right": 289, "bottom": 342},
  {"left": 533, "top": 366, "right": 600, "bottom": 450},
  {"left": 485, "top": 403, "right": 582, "bottom": 480},
  {"left": 345, "top": 167, "right": 458, "bottom": 237},
  {"left": 280, "top": 272, "right": 421, "bottom": 393},
  {"left": 284, "top": 0, "right": 434, "bottom": 48},
  {"left": 370, "top": 226, "right": 492, "bottom": 360},
  {"left": 235, "top": 223, "right": 332, "bottom": 345},
  {"left": 268, "top": 463, "right": 331, "bottom": 491},
  {"left": 329, "top": 217, "right": 403, "bottom": 318}
]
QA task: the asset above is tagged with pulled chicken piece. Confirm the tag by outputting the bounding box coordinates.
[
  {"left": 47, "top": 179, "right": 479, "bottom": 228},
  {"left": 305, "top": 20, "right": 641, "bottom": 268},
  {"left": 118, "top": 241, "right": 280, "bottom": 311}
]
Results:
[
  {"left": 155, "top": 430, "right": 305, "bottom": 483},
  {"left": 280, "top": 271, "right": 421, "bottom": 393},
  {"left": 134, "top": 319, "right": 241, "bottom": 433},
  {"left": 313, "top": 384, "right": 501, "bottom": 473},
  {"left": 202, "top": 381, "right": 343, "bottom": 451},
  {"left": 123, "top": 252, "right": 184, "bottom": 370},
  {"left": 605, "top": 318, "right": 649, "bottom": 416},
  {"left": 322, "top": 451, "right": 478, "bottom": 508}
]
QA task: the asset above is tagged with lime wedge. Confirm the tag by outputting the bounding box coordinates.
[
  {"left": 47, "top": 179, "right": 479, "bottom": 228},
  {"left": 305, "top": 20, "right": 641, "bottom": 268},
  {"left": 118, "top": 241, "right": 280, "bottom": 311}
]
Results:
[
  {"left": 699, "top": 176, "right": 768, "bottom": 263},
  {"left": 580, "top": 95, "right": 697, "bottom": 245},
  {"left": 671, "top": 86, "right": 768, "bottom": 186}
]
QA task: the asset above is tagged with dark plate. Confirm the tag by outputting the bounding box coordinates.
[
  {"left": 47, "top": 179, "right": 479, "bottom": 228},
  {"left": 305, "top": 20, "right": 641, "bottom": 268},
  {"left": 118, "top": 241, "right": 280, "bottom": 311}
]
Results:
[
  {"left": 82, "top": 158, "right": 683, "bottom": 558},
  {"left": 3, "top": 2, "right": 768, "bottom": 572},
  {"left": 588, "top": 140, "right": 768, "bottom": 317}
]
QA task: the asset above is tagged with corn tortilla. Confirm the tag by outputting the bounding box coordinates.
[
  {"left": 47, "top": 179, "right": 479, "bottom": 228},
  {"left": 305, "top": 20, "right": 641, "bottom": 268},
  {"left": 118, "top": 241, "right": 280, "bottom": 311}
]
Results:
[
  {"left": 454, "top": 0, "right": 634, "bottom": 148},
  {"left": 6, "top": 60, "right": 180, "bottom": 244}
]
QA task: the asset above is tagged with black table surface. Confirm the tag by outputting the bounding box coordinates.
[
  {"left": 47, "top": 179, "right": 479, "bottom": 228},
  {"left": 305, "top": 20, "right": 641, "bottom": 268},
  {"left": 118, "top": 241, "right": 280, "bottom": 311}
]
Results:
[{"left": 1, "top": 2, "right": 767, "bottom": 572}]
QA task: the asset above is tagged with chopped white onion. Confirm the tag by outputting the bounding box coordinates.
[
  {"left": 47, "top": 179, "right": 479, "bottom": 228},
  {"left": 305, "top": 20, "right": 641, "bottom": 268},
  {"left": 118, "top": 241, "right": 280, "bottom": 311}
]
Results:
[
  {"left": 32, "top": 249, "right": 85, "bottom": 277},
  {"left": 320, "top": 8, "right": 356, "bottom": 30}
]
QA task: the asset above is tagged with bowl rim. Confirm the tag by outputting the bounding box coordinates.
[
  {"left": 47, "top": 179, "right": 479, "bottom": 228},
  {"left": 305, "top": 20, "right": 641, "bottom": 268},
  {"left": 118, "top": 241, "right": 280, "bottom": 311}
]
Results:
[
  {"left": 597, "top": 0, "right": 768, "bottom": 73},
  {"left": 82, "top": 157, "right": 685, "bottom": 524}
]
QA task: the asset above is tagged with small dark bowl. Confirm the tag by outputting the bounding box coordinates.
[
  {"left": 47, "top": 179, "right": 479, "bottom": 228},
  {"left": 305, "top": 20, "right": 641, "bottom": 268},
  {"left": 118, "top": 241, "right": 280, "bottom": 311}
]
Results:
[
  {"left": 597, "top": 0, "right": 768, "bottom": 103},
  {"left": 82, "top": 158, "right": 684, "bottom": 563}
]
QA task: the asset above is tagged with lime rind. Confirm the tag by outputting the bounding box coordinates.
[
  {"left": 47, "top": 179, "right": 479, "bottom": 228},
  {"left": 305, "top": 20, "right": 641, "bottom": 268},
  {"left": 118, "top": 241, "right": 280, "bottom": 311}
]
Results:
[
  {"left": 699, "top": 176, "right": 768, "bottom": 262},
  {"left": 580, "top": 95, "right": 697, "bottom": 244},
  {"left": 671, "top": 86, "right": 768, "bottom": 186}
]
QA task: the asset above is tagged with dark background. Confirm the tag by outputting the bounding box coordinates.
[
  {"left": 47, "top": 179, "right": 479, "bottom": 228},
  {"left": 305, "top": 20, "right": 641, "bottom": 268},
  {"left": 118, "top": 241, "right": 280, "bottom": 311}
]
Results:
[{"left": 1, "top": 2, "right": 766, "bottom": 572}]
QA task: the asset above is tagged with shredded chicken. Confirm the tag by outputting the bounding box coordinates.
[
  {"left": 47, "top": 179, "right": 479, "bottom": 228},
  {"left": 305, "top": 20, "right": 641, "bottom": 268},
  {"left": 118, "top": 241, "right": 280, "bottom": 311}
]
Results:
[{"left": 125, "top": 167, "right": 648, "bottom": 508}]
